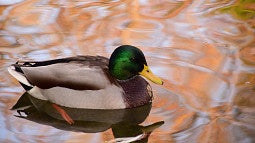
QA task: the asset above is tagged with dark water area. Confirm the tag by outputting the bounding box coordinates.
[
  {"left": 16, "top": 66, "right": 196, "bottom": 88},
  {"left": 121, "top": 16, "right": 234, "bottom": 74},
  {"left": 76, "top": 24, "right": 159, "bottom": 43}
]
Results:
[{"left": 0, "top": 0, "right": 255, "bottom": 142}]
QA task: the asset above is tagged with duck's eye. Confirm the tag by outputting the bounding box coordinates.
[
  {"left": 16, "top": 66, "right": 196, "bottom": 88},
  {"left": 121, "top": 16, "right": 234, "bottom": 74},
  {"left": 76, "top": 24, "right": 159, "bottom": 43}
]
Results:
[
  {"left": 146, "top": 70, "right": 149, "bottom": 72},
  {"left": 130, "top": 57, "right": 136, "bottom": 61}
]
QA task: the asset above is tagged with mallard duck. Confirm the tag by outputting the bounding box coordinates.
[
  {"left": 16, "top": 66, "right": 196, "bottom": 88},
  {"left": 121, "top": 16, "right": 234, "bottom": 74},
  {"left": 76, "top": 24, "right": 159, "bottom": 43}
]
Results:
[{"left": 8, "top": 45, "right": 163, "bottom": 124}]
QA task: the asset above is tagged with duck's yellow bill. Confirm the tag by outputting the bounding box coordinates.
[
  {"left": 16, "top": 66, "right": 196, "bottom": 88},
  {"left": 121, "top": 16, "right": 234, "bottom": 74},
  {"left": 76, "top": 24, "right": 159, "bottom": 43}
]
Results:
[{"left": 139, "top": 65, "right": 163, "bottom": 85}]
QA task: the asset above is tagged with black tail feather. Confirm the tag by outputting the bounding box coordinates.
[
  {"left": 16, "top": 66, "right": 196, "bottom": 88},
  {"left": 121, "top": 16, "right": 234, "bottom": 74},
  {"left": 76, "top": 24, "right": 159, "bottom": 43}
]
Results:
[{"left": 20, "top": 82, "right": 33, "bottom": 91}]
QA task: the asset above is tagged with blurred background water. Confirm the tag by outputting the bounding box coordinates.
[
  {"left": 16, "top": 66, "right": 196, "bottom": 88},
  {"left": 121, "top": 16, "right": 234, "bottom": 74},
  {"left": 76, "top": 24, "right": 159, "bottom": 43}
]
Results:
[{"left": 0, "top": 0, "right": 255, "bottom": 142}]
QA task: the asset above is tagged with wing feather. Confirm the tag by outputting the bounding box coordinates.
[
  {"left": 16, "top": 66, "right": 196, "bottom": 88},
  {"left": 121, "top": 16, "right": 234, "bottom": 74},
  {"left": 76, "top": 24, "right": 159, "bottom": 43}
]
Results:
[{"left": 12, "top": 56, "right": 116, "bottom": 90}]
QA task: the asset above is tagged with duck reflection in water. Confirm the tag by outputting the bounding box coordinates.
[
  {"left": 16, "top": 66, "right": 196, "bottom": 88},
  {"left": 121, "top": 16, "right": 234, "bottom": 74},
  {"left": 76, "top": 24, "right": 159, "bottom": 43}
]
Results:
[{"left": 12, "top": 92, "right": 164, "bottom": 143}]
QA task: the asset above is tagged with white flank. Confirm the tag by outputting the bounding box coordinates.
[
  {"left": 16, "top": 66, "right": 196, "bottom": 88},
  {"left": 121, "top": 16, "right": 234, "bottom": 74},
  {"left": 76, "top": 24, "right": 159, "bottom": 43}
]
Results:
[
  {"left": 8, "top": 66, "right": 33, "bottom": 87},
  {"left": 39, "top": 85, "right": 126, "bottom": 109}
]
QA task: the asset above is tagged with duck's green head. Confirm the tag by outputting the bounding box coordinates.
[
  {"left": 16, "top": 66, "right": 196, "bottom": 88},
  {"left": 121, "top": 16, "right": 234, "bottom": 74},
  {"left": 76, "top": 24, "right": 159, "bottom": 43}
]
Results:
[{"left": 109, "top": 45, "right": 163, "bottom": 85}]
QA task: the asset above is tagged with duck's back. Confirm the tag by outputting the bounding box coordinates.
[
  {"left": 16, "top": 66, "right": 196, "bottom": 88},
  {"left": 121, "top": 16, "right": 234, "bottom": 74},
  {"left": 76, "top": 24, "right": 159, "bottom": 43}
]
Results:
[{"left": 10, "top": 56, "right": 114, "bottom": 90}]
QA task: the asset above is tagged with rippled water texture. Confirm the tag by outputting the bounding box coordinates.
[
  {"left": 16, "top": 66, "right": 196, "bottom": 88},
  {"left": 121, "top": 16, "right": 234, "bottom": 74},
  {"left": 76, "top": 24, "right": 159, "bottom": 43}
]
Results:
[{"left": 1, "top": 0, "right": 255, "bottom": 142}]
